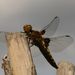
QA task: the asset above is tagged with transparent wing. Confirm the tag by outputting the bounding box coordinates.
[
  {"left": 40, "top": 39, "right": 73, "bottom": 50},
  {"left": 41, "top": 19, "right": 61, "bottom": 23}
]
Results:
[
  {"left": 49, "top": 35, "right": 73, "bottom": 52},
  {"left": 40, "top": 16, "right": 60, "bottom": 37}
]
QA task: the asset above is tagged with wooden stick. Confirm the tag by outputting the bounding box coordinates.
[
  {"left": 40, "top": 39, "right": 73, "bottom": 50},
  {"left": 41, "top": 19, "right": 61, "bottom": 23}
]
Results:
[
  {"left": 2, "top": 32, "right": 36, "bottom": 75},
  {"left": 57, "top": 61, "right": 75, "bottom": 75}
]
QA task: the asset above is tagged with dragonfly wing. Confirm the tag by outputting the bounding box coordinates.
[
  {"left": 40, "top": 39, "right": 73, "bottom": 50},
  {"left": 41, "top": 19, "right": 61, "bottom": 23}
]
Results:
[
  {"left": 49, "top": 35, "right": 73, "bottom": 52},
  {"left": 40, "top": 16, "right": 60, "bottom": 36}
]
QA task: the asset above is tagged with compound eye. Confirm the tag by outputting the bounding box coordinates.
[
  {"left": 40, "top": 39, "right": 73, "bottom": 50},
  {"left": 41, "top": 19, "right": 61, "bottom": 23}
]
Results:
[{"left": 23, "top": 24, "right": 32, "bottom": 33}]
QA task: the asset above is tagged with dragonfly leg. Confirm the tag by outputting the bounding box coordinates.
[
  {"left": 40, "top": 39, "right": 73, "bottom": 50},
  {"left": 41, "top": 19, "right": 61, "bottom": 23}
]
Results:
[{"left": 28, "top": 38, "right": 34, "bottom": 47}]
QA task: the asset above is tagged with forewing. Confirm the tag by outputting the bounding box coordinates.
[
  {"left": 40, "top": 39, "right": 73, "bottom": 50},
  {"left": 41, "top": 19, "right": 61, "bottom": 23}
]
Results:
[
  {"left": 40, "top": 16, "right": 60, "bottom": 36},
  {"left": 49, "top": 35, "right": 73, "bottom": 52}
]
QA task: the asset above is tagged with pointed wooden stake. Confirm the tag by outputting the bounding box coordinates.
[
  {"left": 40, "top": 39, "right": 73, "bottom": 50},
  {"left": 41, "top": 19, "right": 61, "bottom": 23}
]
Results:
[
  {"left": 57, "top": 61, "right": 75, "bottom": 75},
  {"left": 2, "top": 32, "right": 36, "bottom": 75}
]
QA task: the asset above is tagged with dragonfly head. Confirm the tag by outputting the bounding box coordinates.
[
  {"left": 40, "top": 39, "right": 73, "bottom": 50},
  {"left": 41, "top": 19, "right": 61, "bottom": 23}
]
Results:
[{"left": 23, "top": 24, "right": 32, "bottom": 33}]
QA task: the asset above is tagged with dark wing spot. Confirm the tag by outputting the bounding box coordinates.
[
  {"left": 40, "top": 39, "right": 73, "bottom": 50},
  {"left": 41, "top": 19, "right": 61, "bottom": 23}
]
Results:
[
  {"left": 41, "top": 30, "right": 46, "bottom": 35},
  {"left": 55, "top": 16, "right": 58, "bottom": 19},
  {"left": 65, "top": 35, "right": 70, "bottom": 37}
]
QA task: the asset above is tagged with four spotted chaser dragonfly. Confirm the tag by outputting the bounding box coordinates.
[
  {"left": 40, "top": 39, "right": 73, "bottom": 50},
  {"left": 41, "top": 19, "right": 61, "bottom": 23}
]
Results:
[
  {"left": 22, "top": 16, "right": 73, "bottom": 69},
  {"left": 0, "top": 16, "right": 73, "bottom": 69}
]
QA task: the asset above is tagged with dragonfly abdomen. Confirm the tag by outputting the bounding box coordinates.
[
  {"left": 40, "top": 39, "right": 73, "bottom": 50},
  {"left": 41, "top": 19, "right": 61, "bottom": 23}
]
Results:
[{"left": 35, "top": 40, "right": 58, "bottom": 69}]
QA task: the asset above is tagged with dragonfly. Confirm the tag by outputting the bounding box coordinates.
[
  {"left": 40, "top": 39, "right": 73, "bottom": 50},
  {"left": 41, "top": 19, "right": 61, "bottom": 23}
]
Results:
[
  {"left": 22, "top": 16, "right": 73, "bottom": 69},
  {"left": 0, "top": 16, "right": 73, "bottom": 69}
]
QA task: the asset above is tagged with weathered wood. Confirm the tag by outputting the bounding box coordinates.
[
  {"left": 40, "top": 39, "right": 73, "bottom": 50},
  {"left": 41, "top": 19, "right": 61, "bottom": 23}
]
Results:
[
  {"left": 2, "top": 55, "right": 12, "bottom": 75},
  {"left": 57, "top": 61, "right": 75, "bottom": 75},
  {"left": 2, "top": 32, "right": 36, "bottom": 75}
]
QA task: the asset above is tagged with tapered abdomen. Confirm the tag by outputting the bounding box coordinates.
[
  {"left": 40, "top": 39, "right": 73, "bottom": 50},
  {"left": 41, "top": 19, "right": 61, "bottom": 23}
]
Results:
[{"left": 34, "top": 40, "right": 58, "bottom": 69}]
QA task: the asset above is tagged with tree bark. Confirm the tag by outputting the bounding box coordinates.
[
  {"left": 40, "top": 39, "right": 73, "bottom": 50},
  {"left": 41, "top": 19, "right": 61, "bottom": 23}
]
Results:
[{"left": 2, "top": 32, "right": 36, "bottom": 75}]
